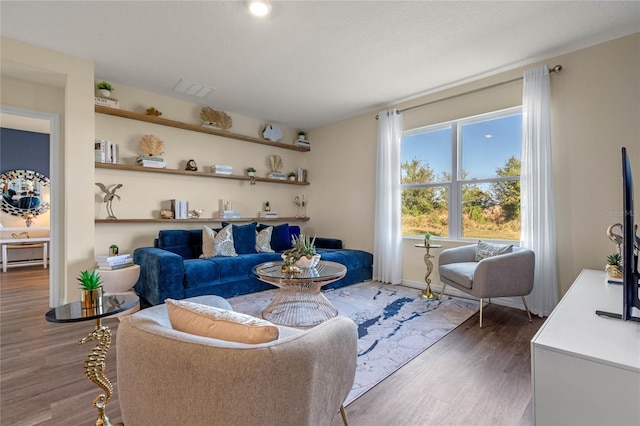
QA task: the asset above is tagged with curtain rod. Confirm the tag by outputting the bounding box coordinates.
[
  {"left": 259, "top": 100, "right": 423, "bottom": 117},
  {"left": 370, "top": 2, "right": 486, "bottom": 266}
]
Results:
[{"left": 376, "top": 65, "right": 562, "bottom": 119}]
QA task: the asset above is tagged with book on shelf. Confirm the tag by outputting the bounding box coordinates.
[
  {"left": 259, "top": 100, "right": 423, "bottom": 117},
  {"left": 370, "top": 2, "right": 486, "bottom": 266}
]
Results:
[
  {"left": 171, "top": 199, "right": 189, "bottom": 219},
  {"left": 267, "top": 172, "right": 287, "bottom": 180},
  {"left": 294, "top": 139, "right": 310, "bottom": 148},
  {"left": 297, "top": 168, "right": 308, "bottom": 182},
  {"left": 95, "top": 139, "right": 119, "bottom": 164},
  {"left": 94, "top": 96, "right": 120, "bottom": 109},
  {"left": 95, "top": 254, "right": 131, "bottom": 263},
  {"left": 211, "top": 165, "right": 233, "bottom": 175},
  {"left": 214, "top": 210, "right": 241, "bottom": 219},
  {"left": 258, "top": 211, "right": 279, "bottom": 218},
  {"left": 137, "top": 156, "right": 167, "bottom": 168}
]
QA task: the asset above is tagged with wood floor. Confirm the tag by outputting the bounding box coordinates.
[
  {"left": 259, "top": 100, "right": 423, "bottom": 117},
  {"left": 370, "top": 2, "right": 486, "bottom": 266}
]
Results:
[{"left": 1, "top": 267, "right": 544, "bottom": 426}]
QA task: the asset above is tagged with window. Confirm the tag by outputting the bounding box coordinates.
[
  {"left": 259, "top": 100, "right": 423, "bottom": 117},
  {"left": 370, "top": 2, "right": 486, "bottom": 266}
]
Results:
[{"left": 401, "top": 107, "right": 522, "bottom": 241}]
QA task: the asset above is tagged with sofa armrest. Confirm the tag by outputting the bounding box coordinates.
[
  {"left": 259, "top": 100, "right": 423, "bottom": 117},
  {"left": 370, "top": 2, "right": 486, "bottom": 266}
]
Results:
[
  {"left": 438, "top": 244, "right": 477, "bottom": 266},
  {"left": 314, "top": 237, "right": 343, "bottom": 249},
  {"left": 133, "top": 247, "right": 185, "bottom": 306}
]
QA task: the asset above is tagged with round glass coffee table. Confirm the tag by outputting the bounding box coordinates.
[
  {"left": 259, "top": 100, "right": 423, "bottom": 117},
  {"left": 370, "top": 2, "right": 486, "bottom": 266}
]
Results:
[{"left": 253, "top": 260, "right": 346, "bottom": 327}]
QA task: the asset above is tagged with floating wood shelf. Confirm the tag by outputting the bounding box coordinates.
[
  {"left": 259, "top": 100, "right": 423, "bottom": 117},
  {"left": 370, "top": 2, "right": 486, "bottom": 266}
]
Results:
[
  {"left": 95, "top": 217, "right": 310, "bottom": 224},
  {"left": 95, "top": 163, "right": 310, "bottom": 185},
  {"left": 95, "top": 105, "right": 310, "bottom": 152}
]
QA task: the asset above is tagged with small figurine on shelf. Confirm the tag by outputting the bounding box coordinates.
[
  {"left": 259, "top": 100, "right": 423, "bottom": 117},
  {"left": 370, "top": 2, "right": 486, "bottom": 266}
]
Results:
[
  {"left": 246, "top": 167, "right": 256, "bottom": 185},
  {"left": 145, "top": 106, "right": 162, "bottom": 117},
  {"left": 264, "top": 201, "right": 271, "bottom": 212},
  {"left": 185, "top": 159, "right": 198, "bottom": 171}
]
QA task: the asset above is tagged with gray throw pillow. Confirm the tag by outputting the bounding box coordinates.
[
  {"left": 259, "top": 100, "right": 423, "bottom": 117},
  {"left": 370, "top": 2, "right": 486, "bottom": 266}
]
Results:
[{"left": 475, "top": 240, "right": 513, "bottom": 261}]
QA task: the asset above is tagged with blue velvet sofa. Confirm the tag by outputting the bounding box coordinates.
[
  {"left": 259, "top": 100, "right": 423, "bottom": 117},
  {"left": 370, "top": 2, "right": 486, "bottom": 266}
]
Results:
[{"left": 133, "top": 224, "right": 373, "bottom": 306}]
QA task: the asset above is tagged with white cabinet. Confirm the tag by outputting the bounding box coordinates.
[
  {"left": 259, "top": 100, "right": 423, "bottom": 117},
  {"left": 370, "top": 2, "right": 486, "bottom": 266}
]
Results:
[{"left": 531, "top": 269, "right": 640, "bottom": 425}]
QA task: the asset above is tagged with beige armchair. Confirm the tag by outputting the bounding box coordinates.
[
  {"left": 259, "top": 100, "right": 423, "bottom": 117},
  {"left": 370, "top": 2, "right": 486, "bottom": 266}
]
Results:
[
  {"left": 438, "top": 244, "right": 535, "bottom": 328},
  {"left": 116, "top": 295, "right": 357, "bottom": 426}
]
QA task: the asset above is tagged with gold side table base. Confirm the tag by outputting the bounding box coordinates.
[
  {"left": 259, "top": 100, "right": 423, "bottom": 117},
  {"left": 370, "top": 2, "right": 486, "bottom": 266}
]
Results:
[
  {"left": 79, "top": 318, "right": 122, "bottom": 426},
  {"left": 415, "top": 242, "right": 443, "bottom": 300}
]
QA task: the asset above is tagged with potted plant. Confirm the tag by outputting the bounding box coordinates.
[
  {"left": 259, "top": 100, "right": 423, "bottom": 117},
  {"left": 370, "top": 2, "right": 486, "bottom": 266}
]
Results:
[
  {"left": 97, "top": 81, "right": 114, "bottom": 97},
  {"left": 297, "top": 131, "right": 307, "bottom": 141},
  {"left": 282, "top": 234, "right": 320, "bottom": 268},
  {"left": 77, "top": 270, "right": 104, "bottom": 309},
  {"left": 287, "top": 172, "right": 297, "bottom": 181},
  {"left": 424, "top": 232, "right": 431, "bottom": 246},
  {"left": 246, "top": 167, "right": 256, "bottom": 177},
  {"left": 606, "top": 253, "right": 623, "bottom": 278}
]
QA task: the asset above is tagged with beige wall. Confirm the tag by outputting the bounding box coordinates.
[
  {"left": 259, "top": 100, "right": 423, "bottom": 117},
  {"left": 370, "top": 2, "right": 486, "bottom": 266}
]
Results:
[
  {"left": 93, "top": 83, "right": 309, "bottom": 254},
  {"left": 2, "top": 33, "right": 638, "bottom": 303},
  {"left": 310, "top": 33, "right": 640, "bottom": 298},
  {"left": 1, "top": 36, "right": 95, "bottom": 304}
]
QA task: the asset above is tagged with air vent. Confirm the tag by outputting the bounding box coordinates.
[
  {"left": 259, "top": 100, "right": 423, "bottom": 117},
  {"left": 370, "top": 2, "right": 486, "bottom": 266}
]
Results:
[{"left": 172, "top": 79, "right": 215, "bottom": 97}]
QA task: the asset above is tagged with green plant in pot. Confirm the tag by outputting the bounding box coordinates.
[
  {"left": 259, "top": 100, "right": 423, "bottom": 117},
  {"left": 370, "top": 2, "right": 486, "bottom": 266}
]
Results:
[
  {"left": 287, "top": 172, "right": 296, "bottom": 181},
  {"left": 97, "top": 81, "right": 114, "bottom": 97},
  {"left": 246, "top": 167, "right": 256, "bottom": 176},
  {"left": 282, "top": 234, "right": 320, "bottom": 269},
  {"left": 606, "top": 253, "right": 623, "bottom": 278},
  {"left": 78, "top": 270, "right": 104, "bottom": 310}
]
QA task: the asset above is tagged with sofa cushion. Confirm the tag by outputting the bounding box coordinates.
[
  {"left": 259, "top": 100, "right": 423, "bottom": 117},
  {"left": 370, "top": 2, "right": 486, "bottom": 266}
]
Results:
[
  {"left": 259, "top": 223, "right": 289, "bottom": 252},
  {"left": 184, "top": 252, "right": 282, "bottom": 288},
  {"left": 231, "top": 222, "right": 258, "bottom": 254},
  {"left": 157, "top": 229, "right": 205, "bottom": 259},
  {"left": 166, "top": 299, "right": 279, "bottom": 344},
  {"left": 256, "top": 226, "right": 274, "bottom": 253},
  {"left": 201, "top": 224, "right": 237, "bottom": 258},
  {"left": 475, "top": 240, "right": 513, "bottom": 261},
  {"left": 439, "top": 262, "right": 477, "bottom": 289}
]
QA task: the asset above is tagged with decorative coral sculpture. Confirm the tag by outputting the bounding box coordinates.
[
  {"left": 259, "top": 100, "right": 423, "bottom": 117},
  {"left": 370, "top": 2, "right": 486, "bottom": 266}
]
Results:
[
  {"left": 200, "top": 107, "right": 232, "bottom": 130},
  {"left": 145, "top": 107, "right": 162, "bottom": 117},
  {"left": 139, "top": 134, "right": 165, "bottom": 156}
]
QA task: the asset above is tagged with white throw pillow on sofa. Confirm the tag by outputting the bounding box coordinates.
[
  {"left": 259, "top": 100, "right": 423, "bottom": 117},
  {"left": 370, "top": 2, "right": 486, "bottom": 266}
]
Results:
[
  {"left": 166, "top": 299, "right": 279, "bottom": 344},
  {"left": 256, "top": 226, "right": 274, "bottom": 253},
  {"left": 201, "top": 224, "right": 237, "bottom": 258}
]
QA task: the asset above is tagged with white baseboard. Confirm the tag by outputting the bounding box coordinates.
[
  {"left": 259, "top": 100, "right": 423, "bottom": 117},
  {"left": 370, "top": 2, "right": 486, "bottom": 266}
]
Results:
[{"left": 401, "top": 279, "right": 527, "bottom": 312}]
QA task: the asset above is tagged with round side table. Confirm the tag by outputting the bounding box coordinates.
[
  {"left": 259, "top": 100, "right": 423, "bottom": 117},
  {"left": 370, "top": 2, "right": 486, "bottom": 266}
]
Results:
[
  {"left": 414, "top": 243, "right": 443, "bottom": 299},
  {"left": 45, "top": 294, "right": 139, "bottom": 426}
]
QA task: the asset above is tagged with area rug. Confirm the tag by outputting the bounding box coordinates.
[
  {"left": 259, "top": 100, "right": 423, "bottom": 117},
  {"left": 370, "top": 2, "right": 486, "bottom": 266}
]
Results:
[{"left": 229, "top": 282, "right": 478, "bottom": 405}]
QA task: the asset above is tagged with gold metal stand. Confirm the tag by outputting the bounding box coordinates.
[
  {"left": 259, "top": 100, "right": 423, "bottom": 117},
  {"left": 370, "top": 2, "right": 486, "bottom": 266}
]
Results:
[
  {"left": 415, "top": 243, "right": 443, "bottom": 300},
  {"left": 78, "top": 318, "right": 122, "bottom": 426}
]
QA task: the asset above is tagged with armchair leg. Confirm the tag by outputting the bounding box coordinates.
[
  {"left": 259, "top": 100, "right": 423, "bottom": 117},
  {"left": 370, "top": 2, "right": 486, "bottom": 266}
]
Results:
[
  {"left": 479, "top": 298, "right": 484, "bottom": 328},
  {"left": 521, "top": 296, "right": 533, "bottom": 323},
  {"left": 340, "top": 404, "right": 349, "bottom": 426}
]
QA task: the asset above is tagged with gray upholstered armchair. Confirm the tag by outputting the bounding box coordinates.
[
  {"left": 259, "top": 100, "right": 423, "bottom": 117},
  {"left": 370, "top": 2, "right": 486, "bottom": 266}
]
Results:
[
  {"left": 438, "top": 244, "right": 535, "bottom": 328},
  {"left": 116, "top": 295, "right": 357, "bottom": 426}
]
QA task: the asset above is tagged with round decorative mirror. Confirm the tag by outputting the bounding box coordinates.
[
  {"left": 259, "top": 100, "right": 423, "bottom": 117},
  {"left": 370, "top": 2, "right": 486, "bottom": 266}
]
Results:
[{"left": 0, "top": 169, "right": 51, "bottom": 216}]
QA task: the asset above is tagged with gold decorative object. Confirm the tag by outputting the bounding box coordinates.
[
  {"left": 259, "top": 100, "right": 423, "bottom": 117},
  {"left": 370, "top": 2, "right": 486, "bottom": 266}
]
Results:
[
  {"left": 79, "top": 320, "right": 117, "bottom": 426},
  {"left": 415, "top": 242, "right": 444, "bottom": 299},
  {"left": 269, "top": 155, "right": 283, "bottom": 172},
  {"left": 200, "top": 106, "right": 232, "bottom": 130},
  {"left": 81, "top": 288, "right": 104, "bottom": 310},
  {"left": 160, "top": 209, "right": 174, "bottom": 219},
  {"left": 145, "top": 106, "right": 162, "bottom": 117},
  {"left": 139, "top": 134, "right": 165, "bottom": 157}
]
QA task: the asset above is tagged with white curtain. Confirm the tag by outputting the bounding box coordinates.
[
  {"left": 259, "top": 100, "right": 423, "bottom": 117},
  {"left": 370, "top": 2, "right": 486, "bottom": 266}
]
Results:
[
  {"left": 521, "top": 66, "right": 559, "bottom": 316},
  {"left": 373, "top": 109, "right": 404, "bottom": 284}
]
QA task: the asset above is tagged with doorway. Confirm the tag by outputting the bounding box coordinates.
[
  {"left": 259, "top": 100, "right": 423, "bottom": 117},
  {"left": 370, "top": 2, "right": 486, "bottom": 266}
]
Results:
[{"left": 0, "top": 105, "right": 60, "bottom": 306}]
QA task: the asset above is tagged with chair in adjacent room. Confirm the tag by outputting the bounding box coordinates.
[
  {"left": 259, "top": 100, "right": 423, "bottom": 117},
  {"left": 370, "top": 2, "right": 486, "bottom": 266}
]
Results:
[
  {"left": 117, "top": 295, "right": 357, "bottom": 426},
  {"left": 438, "top": 243, "right": 535, "bottom": 328}
]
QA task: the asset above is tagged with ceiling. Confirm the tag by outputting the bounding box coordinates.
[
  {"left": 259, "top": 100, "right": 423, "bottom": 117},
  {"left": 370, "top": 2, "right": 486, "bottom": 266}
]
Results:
[{"left": 1, "top": 1, "right": 639, "bottom": 130}]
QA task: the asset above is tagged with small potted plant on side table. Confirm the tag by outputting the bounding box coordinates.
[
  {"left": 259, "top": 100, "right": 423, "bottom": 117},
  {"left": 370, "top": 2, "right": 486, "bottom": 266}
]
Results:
[{"left": 78, "top": 270, "right": 104, "bottom": 310}]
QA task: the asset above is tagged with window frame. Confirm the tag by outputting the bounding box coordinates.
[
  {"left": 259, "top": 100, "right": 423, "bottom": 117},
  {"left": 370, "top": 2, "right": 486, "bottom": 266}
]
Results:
[{"left": 401, "top": 106, "right": 522, "bottom": 242}]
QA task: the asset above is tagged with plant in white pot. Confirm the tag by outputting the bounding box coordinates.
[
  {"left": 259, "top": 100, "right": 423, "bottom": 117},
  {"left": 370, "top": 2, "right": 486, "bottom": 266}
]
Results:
[
  {"left": 287, "top": 172, "right": 296, "bottom": 181},
  {"left": 282, "top": 234, "right": 320, "bottom": 269},
  {"left": 97, "top": 81, "right": 114, "bottom": 97},
  {"left": 246, "top": 167, "right": 256, "bottom": 177}
]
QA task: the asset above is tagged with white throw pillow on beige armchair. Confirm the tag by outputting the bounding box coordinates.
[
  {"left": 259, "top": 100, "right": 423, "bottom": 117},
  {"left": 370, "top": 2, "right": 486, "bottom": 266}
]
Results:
[{"left": 116, "top": 295, "right": 357, "bottom": 426}]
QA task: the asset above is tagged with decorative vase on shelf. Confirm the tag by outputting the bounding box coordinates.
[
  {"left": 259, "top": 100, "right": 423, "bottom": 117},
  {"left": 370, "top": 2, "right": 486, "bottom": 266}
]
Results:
[{"left": 98, "top": 89, "right": 111, "bottom": 97}]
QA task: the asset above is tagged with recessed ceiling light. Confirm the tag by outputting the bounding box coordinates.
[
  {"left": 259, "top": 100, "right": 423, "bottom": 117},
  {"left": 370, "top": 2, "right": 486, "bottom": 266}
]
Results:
[
  {"left": 248, "top": 1, "right": 271, "bottom": 17},
  {"left": 172, "top": 79, "right": 215, "bottom": 98}
]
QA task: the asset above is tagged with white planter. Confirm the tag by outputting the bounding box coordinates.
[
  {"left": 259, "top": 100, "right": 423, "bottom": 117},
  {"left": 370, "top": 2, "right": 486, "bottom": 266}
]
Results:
[
  {"left": 295, "top": 254, "right": 321, "bottom": 269},
  {"left": 289, "top": 176, "right": 296, "bottom": 181},
  {"left": 99, "top": 89, "right": 111, "bottom": 97},
  {"left": 248, "top": 172, "right": 255, "bottom": 177}
]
